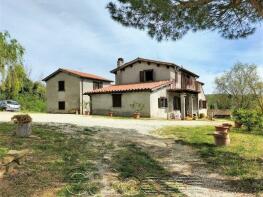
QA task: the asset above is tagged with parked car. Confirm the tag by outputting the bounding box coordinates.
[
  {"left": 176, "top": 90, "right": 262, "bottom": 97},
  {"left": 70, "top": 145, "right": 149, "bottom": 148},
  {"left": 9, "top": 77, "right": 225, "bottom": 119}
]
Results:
[{"left": 0, "top": 100, "right": 21, "bottom": 112}]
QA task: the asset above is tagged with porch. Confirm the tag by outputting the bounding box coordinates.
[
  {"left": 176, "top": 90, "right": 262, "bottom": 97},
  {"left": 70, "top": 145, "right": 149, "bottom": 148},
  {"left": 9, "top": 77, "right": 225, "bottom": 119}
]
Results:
[{"left": 167, "top": 89, "right": 199, "bottom": 119}]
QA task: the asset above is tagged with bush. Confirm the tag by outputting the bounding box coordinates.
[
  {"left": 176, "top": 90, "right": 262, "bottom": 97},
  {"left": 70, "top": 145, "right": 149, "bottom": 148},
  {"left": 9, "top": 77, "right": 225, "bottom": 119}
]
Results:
[
  {"left": 199, "top": 113, "right": 205, "bottom": 119},
  {"left": 15, "top": 94, "right": 46, "bottom": 112},
  {"left": 232, "top": 109, "right": 263, "bottom": 131}
]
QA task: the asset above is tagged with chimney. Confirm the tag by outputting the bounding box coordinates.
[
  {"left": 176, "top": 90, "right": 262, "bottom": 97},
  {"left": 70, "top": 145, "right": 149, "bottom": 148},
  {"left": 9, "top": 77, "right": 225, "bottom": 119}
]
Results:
[{"left": 117, "top": 57, "right": 124, "bottom": 67}]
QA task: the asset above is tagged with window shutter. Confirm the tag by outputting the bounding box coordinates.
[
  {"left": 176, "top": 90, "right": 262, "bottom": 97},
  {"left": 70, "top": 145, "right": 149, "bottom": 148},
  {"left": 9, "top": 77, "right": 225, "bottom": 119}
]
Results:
[
  {"left": 175, "top": 71, "right": 178, "bottom": 82},
  {"left": 158, "top": 98, "right": 161, "bottom": 108},
  {"left": 140, "top": 71, "right": 144, "bottom": 82},
  {"left": 202, "top": 101, "right": 207, "bottom": 109},
  {"left": 199, "top": 100, "right": 202, "bottom": 109}
]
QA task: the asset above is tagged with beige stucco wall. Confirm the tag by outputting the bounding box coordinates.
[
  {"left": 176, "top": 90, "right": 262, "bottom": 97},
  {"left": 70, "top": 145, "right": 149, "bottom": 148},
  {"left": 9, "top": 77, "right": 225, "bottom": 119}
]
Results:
[
  {"left": 46, "top": 72, "right": 81, "bottom": 113},
  {"left": 91, "top": 91, "right": 151, "bottom": 117},
  {"left": 198, "top": 85, "right": 207, "bottom": 116},
  {"left": 46, "top": 72, "right": 111, "bottom": 114},
  {"left": 150, "top": 87, "right": 170, "bottom": 119},
  {"left": 116, "top": 62, "right": 176, "bottom": 85}
]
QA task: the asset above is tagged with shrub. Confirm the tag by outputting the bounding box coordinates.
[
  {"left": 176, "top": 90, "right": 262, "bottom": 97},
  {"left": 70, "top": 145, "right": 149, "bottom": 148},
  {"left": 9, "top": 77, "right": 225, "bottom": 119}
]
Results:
[
  {"left": 232, "top": 109, "right": 263, "bottom": 131},
  {"left": 199, "top": 113, "right": 205, "bottom": 119},
  {"left": 11, "top": 114, "right": 32, "bottom": 124}
]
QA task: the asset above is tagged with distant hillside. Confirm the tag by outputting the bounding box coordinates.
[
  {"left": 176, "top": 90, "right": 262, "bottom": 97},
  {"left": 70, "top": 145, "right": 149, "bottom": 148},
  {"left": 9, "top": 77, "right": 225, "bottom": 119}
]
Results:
[{"left": 206, "top": 94, "right": 232, "bottom": 109}]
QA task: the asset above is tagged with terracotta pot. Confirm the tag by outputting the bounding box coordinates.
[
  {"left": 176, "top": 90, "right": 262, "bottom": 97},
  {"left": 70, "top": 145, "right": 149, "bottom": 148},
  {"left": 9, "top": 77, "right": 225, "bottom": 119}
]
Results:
[
  {"left": 133, "top": 112, "right": 140, "bottom": 119},
  {"left": 108, "top": 112, "right": 113, "bottom": 117},
  {"left": 222, "top": 123, "right": 232, "bottom": 131},
  {"left": 215, "top": 126, "right": 229, "bottom": 134},
  {"left": 213, "top": 132, "right": 230, "bottom": 146},
  {"left": 235, "top": 121, "right": 242, "bottom": 128},
  {"left": 85, "top": 111, "right": 90, "bottom": 115}
]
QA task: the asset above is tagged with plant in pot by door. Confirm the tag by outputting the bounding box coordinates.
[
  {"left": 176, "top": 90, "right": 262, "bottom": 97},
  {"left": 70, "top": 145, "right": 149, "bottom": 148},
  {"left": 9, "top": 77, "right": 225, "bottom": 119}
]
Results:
[
  {"left": 11, "top": 114, "right": 32, "bottom": 137},
  {"left": 130, "top": 102, "right": 144, "bottom": 119},
  {"left": 108, "top": 107, "right": 113, "bottom": 117},
  {"left": 83, "top": 101, "right": 90, "bottom": 115}
]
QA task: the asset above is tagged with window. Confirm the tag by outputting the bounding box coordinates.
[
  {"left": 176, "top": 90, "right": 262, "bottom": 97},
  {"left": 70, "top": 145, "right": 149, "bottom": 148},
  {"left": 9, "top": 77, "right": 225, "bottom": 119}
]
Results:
[
  {"left": 199, "top": 100, "right": 207, "bottom": 109},
  {"left": 58, "top": 101, "right": 65, "bottom": 110},
  {"left": 112, "top": 94, "right": 122, "bottom": 107},
  {"left": 58, "top": 81, "right": 65, "bottom": 91},
  {"left": 173, "top": 96, "right": 180, "bottom": 110},
  {"left": 175, "top": 71, "right": 178, "bottom": 82},
  {"left": 93, "top": 81, "right": 103, "bottom": 90},
  {"left": 139, "top": 69, "right": 154, "bottom": 82},
  {"left": 158, "top": 97, "right": 168, "bottom": 108}
]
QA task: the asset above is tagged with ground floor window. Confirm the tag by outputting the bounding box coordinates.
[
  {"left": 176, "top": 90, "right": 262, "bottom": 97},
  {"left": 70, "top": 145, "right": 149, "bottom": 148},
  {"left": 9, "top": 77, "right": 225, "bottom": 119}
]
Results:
[
  {"left": 158, "top": 97, "right": 168, "bottom": 108},
  {"left": 112, "top": 94, "right": 122, "bottom": 107},
  {"left": 58, "top": 101, "right": 65, "bottom": 110},
  {"left": 199, "top": 100, "right": 207, "bottom": 109}
]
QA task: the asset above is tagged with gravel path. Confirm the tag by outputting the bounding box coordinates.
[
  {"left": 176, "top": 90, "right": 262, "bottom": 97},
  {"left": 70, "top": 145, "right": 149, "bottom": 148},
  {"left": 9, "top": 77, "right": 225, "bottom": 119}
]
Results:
[{"left": 0, "top": 112, "right": 223, "bottom": 134}]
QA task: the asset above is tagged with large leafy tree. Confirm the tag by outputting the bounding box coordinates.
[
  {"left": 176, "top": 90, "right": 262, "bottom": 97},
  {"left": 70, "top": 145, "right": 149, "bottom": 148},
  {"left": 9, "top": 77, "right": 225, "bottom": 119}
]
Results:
[
  {"left": 0, "top": 31, "right": 24, "bottom": 79},
  {"left": 107, "top": 0, "right": 263, "bottom": 41},
  {"left": 215, "top": 63, "right": 263, "bottom": 113}
]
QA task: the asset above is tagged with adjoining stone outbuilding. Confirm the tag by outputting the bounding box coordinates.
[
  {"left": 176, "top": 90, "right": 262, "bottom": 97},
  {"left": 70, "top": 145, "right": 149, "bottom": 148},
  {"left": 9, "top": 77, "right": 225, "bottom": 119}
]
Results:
[
  {"left": 43, "top": 68, "right": 112, "bottom": 114},
  {"left": 86, "top": 57, "right": 207, "bottom": 119}
]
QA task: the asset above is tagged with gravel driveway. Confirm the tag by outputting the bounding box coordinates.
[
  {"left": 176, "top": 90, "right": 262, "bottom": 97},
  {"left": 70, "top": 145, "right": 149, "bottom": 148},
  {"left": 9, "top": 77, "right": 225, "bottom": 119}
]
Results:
[{"left": 0, "top": 112, "right": 223, "bottom": 134}]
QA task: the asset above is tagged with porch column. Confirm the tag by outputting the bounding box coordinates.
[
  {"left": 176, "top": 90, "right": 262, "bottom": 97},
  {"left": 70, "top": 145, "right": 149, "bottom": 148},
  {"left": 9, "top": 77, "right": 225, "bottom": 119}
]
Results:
[
  {"left": 189, "top": 95, "right": 194, "bottom": 117},
  {"left": 180, "top": 93, "right": 186, "bottom": 119}
]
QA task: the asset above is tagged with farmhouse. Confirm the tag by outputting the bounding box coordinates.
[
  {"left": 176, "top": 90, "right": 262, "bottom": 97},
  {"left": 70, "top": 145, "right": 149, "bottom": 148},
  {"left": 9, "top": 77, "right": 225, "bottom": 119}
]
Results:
[
  {"left": 86, "top": 58, "right": 207, "bottom": 119},
  {"left": 43, "top": 68, "right": 112, "bottom": 114}
]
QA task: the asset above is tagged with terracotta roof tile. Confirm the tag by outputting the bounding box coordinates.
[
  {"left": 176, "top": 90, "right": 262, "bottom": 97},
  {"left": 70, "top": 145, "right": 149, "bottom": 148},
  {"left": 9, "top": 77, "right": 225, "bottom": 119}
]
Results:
[
  {"left": 62, "top": 69, "right": 112, "bottom": 82},
  {"left": 86, "top": 80, "right": 172, "bottom": 94}
]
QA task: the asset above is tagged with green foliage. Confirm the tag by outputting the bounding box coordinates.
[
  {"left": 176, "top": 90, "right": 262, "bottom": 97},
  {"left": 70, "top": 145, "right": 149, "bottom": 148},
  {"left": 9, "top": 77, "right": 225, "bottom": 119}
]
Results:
[
  {"left": 16, "top": 94, "right": 46, "bottom": 112},
  {"left": 206, "top": 94, "right": 232, "bottom": 109},
  {"left": 215, "top": 63, "right": 262, "bottom": 111},
  {"left": 0, "top": 31, "right": 24, "bottom": 78},
  {"left": 232, "top": 109, "right": 263, "bottom": 131},
  {"left": 107, "top": 0, "right": 262, "bottom": 41},
  {"left": 1, "top": 64, "right": 27, "bottom": 98}
]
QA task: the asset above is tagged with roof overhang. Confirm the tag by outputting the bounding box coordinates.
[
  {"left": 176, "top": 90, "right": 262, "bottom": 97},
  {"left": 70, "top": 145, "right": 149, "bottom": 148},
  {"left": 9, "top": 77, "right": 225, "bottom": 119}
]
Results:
[{"left": 110, "top": 57, "right": 199, "bottom": 78}]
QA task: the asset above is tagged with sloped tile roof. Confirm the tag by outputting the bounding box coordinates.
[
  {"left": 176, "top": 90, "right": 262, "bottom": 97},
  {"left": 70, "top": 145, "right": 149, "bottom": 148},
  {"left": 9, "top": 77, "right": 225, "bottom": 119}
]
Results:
[
  {"left": 43, "top": 68, "right": 113, "bottom": 82},
  {"left": 86, "top": 80, "right": 172, "bottom": 94}
]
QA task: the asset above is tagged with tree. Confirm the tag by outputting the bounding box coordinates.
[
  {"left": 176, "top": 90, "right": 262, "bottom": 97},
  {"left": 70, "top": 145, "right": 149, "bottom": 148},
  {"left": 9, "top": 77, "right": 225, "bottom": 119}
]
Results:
[
  {"left": 1, "top": 64, "right": 27, "bottom": 98},
  {"left": 0, "top": 31, "right": 24, "bottom": 80},
  {"left": 107, "top": 0, "right": 263, "bottom": 41},
  {"left": 215, "top": 63, "right": 263, "bottom": 112}
]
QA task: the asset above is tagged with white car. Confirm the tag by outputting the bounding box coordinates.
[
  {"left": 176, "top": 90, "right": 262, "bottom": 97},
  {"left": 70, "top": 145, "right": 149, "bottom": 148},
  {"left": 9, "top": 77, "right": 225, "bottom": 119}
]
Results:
[{"left": 0, "top": 100, "right": 21, "bottom": 112}]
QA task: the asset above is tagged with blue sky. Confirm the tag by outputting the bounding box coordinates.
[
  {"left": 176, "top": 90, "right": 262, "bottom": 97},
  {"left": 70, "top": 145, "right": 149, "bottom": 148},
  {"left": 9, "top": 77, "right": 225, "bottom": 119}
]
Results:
[{"left": 0, "top": 0, "right": 262, "bottom": 93}]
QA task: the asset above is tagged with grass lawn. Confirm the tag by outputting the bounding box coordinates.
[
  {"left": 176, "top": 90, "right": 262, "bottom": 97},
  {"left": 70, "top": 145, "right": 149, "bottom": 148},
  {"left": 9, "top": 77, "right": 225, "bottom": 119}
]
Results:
[
  {"left": 0, "top": 122, "right": 182, "bottom": 197},
  {"left": 154, "top": 126, "right": 263, "bottom": 193}
]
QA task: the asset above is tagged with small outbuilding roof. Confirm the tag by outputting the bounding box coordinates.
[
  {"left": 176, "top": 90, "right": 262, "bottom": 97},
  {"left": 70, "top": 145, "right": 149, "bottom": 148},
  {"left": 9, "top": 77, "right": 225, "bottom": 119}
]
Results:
[
  {"left": 42, "top": 68, "right": 113, "bottom": 82},
  {"left": 86, "top": 80, "right": 172, "bottom": 94}
]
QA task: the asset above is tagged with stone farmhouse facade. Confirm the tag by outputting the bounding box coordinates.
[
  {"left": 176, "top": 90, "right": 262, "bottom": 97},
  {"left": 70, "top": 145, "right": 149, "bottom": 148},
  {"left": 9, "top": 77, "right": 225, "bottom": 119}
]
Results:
[
  {"left": 87, "top": 58, "right": 207, "bottom": 119},
  {"left": 43, "top": 68, "right": 112, "bottom": 114}
]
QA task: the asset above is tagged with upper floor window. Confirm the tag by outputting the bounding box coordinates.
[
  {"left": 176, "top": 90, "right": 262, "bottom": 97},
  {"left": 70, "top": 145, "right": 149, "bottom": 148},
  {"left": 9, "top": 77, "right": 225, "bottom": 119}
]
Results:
[
  {"left": 112, "top": 94, "right": 122, "bottom": 107},
  {"left": 140, "top": 69, "right": 154, "bottom": 82},
  {"left": 158, "top": 97, "right": 168, "bottom": 108},
  {"left": 93, "top": 81, "right": 103, "bottom": 90},
  {"left": 58, "top": 81, "right": 65, "bottom": 91}
]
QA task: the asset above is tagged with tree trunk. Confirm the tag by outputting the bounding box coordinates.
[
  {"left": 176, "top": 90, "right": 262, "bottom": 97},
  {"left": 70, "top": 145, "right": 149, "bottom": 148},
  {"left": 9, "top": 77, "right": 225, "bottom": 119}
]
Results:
[{"left": 15, "top": 123, "right": 32, "bottom": 137}]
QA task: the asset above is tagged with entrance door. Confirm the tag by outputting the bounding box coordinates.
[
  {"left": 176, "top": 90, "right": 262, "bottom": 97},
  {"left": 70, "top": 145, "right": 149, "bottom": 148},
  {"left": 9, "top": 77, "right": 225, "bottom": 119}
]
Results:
[{"left": 173, "top": 96, "right": 181, "bottom": 111}]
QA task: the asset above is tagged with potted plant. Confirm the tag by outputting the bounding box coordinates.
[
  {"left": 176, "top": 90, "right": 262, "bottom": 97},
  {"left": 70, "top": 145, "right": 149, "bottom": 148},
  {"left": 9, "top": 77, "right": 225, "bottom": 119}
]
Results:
[
  {"left": 130, "top": 102, "right": 144, "bottom": 119},
  {"left": 11, "top": 114, "right": 32, "bottom": 137},
  {"left": 83, "top": 101, "right": 90, "bottom": 115},
  {"left": 215, "top": 125, "right": 229, "bottom": 134},
  {"left": 222, "top": 123, "right": 233, "bottom": 131},
  {"left": 213, "top": 131, "right": 230, "bottom": 146},
  {"left": 108, "top": 107, "right": 113, "bottom": 117}
]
